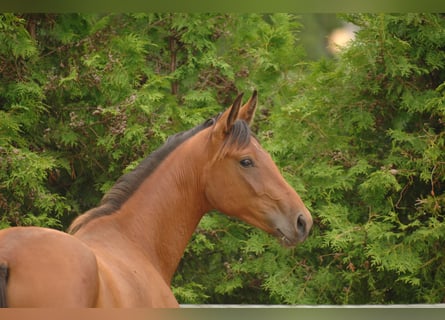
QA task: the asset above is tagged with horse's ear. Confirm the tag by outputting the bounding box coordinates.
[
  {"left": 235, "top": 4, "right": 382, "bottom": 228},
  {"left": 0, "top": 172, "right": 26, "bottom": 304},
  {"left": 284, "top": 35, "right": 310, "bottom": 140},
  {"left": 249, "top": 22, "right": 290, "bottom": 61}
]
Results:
[
  {"left": 214, "top": 92, "right": 244, "bottom": 137},
  {"left": 226, "top": 92, "right": 244, "bottom": 132},
  {"left": 238, "top": 90, "right": 258, "bottom": 126}
]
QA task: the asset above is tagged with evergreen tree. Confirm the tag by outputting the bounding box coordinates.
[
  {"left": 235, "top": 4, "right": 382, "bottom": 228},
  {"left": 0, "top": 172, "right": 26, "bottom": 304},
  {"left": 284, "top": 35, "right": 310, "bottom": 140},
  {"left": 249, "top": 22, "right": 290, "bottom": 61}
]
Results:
[{"left": 261, "top": 13, "right": 445, "bottom": 304}]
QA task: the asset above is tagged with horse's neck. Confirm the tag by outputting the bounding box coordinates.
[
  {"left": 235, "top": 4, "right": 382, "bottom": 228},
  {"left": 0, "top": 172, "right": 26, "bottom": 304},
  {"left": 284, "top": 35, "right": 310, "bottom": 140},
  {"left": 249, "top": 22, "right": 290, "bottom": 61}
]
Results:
[{"left": 77, "top": 133, "right": 212, "bottom": 283}]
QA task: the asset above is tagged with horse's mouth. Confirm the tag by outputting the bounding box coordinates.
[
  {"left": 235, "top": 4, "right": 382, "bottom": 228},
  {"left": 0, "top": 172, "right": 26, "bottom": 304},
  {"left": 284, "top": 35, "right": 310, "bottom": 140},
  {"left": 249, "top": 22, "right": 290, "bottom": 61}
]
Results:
[{"left": 276, "top": 228, "right": 297, "bottom": 247}]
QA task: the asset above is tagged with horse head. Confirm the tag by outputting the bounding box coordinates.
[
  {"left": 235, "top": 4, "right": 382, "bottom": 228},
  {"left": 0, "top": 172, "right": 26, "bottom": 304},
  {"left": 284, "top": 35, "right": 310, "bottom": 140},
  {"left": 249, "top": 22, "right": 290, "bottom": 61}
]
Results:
[{"left": 203, "top": 91, "right": 312, "bottom": 247}]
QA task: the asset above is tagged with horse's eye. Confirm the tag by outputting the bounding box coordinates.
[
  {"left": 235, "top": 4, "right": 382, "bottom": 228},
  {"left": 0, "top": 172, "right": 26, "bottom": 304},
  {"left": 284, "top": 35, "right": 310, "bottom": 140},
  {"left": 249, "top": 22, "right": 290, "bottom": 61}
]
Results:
[{"left": 240, "top": 158, "right": 254, "bottom": 168}]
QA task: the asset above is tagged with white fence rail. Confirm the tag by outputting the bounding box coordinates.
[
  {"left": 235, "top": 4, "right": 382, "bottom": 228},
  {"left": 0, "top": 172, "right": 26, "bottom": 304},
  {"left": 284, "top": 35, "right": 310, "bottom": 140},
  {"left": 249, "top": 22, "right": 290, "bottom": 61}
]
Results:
[{"left": 181, "top": 304, "right": 445, "bottom": 308}]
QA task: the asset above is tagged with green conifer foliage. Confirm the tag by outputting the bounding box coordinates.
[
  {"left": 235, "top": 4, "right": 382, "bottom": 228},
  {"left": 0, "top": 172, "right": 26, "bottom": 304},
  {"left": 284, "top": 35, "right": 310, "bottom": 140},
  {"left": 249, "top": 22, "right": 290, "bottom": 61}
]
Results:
[{"left": 261, "top": 13, "right": 445, "bottom": 304}]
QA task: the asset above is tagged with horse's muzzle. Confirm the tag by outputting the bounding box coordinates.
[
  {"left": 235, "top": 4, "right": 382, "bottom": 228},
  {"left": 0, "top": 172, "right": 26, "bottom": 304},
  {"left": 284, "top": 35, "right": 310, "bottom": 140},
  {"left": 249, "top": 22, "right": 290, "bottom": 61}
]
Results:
[{"left": 275, "top": 211, "right": 312, "bottom": 247}]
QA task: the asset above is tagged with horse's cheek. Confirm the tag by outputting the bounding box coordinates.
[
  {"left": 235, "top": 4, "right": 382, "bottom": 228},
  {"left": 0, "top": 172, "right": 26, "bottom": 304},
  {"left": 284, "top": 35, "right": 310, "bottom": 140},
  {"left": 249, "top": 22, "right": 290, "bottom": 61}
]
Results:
[{"left": 239, "top": 169, "right": 265, "bottom": 197}]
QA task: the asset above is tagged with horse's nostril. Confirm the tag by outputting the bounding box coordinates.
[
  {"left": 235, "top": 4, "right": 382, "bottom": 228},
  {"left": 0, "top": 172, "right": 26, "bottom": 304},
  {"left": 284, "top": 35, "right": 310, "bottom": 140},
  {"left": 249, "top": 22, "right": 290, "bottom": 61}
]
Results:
[{"left": 296, "top": 214, "right": 307, "bottom": 235}]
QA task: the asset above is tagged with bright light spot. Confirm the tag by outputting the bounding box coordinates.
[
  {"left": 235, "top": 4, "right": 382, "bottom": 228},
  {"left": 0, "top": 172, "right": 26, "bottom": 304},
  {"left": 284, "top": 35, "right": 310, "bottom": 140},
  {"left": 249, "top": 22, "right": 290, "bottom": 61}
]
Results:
[{"left": 327, "top": 23, "right": 360, "bottom": 54}]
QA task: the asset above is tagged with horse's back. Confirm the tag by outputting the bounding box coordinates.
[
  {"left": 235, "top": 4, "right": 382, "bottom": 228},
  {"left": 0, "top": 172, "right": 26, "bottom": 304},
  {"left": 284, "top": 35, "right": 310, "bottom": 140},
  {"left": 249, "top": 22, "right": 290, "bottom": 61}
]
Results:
[{"left": 0, "top": 226, "right": 99, "bottom": 307}]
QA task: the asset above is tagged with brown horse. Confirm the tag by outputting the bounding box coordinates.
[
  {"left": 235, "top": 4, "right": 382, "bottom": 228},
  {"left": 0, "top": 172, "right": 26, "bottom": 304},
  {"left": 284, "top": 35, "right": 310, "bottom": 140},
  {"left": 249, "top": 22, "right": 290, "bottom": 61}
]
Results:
[{"left": 0, "top": 91, "right": 312, "bottom": 307}]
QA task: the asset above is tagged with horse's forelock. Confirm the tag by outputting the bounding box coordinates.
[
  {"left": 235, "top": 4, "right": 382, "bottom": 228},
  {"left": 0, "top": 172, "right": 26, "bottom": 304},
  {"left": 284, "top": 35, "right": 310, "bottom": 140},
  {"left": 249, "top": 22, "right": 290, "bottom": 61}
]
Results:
[{"left": 216, "top": 120, "right": 252, "bottom": 159}]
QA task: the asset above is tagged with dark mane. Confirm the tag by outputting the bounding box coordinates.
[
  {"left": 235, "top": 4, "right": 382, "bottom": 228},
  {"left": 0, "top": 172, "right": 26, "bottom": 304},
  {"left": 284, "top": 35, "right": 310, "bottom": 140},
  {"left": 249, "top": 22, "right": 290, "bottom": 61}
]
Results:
[{"left": 68, "top": 117, "right": 215, "bottom": 234}]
